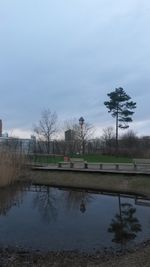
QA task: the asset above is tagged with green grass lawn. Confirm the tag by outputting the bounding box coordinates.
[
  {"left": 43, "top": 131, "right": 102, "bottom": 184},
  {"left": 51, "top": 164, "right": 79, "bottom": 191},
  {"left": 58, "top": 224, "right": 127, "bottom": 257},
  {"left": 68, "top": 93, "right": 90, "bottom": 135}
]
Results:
[
  {"left": 29, "top": 154, "right": 63, "bottom": 164},
  {"left": 82, "top": 154, "right": 132, "bottom": 163},
  {"left": 30, "top": 154, "right": 132, "bottom": 164}
]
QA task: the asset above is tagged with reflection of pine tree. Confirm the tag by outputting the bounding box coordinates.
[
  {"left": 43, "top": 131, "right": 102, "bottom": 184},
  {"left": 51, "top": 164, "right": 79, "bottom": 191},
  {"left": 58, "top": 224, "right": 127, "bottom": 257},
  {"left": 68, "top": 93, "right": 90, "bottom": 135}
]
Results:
[
  {"left": 33, "top": 187, "right": 57, "bottom": 223},
  {"left": 108, "top": 202, "right": 141, "bottom": 246}
]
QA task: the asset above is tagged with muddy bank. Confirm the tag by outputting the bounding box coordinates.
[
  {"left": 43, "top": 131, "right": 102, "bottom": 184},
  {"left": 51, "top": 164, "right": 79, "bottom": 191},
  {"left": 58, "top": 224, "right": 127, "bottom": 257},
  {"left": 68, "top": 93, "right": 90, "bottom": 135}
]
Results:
[
  {"left": 25, "top": 170, "right": 150, "bottom": 198},
  {"left": 1, "top": 240, "right": 150, "bottom": 267}
]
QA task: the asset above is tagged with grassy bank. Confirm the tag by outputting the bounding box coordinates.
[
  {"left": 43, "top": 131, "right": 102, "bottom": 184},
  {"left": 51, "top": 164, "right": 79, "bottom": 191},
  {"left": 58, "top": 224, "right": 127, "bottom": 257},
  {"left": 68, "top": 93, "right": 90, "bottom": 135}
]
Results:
[
  {"left": 29, "top": 170, "right": 150, "bottom": 197},
  {"left": 30, "top": 154, "right": 132, "bottom": 164},
  {"left": 0, "top": 150, "right": 26, "bottom": 187},
  {"left": 83, "top": 154, "right": 132, "bottom": 163}
]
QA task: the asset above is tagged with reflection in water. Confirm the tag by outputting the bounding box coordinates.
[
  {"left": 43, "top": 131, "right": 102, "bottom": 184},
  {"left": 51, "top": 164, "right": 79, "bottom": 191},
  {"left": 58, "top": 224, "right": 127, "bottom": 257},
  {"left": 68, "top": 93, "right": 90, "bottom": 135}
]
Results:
[
  {"left": 0, "top": 184, "right": 150, "bottom": 252},
  {"left": 0, "top": 183, "right": 26, "bottom": 216},
  {"left": 64, "top": 189, "right": 93, "bottom": 213},
  {"left": 108, "top": 200, "right": 142, "bottom": 247},
  {"left": 33, "top": 187, "right": 57, "bottom": 223}
]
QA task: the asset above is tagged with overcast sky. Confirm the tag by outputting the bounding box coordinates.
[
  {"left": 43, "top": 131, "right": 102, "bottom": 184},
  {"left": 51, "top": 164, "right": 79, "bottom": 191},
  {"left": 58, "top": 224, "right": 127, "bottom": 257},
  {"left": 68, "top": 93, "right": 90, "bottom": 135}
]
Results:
[{"left": 0, "top": 0, "right": 150, "bottom": 138}]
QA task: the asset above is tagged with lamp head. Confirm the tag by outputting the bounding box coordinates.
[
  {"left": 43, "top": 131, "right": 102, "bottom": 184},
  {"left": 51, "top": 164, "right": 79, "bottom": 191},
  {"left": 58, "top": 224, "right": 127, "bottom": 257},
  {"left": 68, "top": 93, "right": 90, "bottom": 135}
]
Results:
[{"left": 79, "top": 117, "right": 84, "bottom": 126}]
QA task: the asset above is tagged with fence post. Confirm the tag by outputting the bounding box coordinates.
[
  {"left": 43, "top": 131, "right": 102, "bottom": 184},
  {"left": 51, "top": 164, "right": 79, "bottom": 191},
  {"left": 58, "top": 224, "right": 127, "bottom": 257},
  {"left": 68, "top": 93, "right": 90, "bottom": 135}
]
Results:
[
  {"left": 58, "top": 162, "right": 61, "bottom": 168},
  {"left": 116, "top": 164, "right": 119, "bottom": 170},
  {"left": 70, "top": 162, "right": 74, "bottom": 168},
  {"left": 134, "top": 163, "right": 137, "bottom": 170}
]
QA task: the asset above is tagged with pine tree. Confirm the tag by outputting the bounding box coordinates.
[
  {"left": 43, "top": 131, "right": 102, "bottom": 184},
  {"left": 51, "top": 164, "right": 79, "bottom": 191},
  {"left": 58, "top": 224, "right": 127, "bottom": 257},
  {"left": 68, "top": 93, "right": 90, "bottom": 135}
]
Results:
[{"left": 104, "top": 87, "right": 136, "bottom": 151}]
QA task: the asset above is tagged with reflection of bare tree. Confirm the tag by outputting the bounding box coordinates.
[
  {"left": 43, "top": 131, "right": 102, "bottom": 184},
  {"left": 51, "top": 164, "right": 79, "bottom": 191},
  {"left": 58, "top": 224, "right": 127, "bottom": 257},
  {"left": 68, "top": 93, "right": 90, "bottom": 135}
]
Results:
[
  {"left": 33, "top": 187, "right": 57, "bottom": 223},
  {"left": 108, "top": 202, "right": 141, "bottom": 248},
  {"left": 0, "top": 183, "right": 25, "bottom": 216},
  {"left": 64, "top": 189, "right": 93, "bottom": 213}
]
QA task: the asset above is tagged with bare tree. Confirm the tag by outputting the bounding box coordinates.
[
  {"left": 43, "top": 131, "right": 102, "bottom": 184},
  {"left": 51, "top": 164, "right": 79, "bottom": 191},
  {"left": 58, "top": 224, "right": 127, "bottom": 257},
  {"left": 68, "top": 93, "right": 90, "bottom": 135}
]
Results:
[
  {"left": 34, "top": 109, "right": 57, "bottom": 154},
  {"left": 64, "top": 118, "right": 94, "bottom": 155},
  {"left": 64, "top": 118, "right": 94, "bottom": 140},
  {"left": 101, "top": 126, "right": 115, "bottom": 154},
  {"left": 102, "top": 126, "right": 115, "bottom": 142},
  {"left": 120, "top": 130, "right": 138, "bottom": 147},
  {"left": 119, "top": 130, "right": 139, "bottom": 156}
]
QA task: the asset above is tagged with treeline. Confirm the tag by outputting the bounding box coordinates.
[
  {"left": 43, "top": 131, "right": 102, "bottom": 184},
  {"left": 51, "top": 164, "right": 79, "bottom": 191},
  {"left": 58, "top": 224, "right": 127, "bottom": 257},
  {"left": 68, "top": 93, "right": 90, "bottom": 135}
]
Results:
[
  {"left": 1, "top": 129, "right": 150, "bottom": 158},
  {"left": 29, "top": 130, "right": 150, "bottom": 158}
]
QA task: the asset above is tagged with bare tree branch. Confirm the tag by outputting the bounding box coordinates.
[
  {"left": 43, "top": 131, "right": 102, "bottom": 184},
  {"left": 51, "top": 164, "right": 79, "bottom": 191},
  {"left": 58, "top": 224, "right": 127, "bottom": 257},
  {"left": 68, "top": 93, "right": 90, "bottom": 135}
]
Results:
[{"left": 34, "top": 109, "right": 57, "bottom": 153}]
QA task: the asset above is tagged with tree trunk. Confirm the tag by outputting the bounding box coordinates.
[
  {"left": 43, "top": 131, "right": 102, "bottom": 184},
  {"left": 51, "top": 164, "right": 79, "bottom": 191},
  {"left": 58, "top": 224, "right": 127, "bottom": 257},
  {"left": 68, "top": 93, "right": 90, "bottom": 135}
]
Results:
[
  {"left": 116, "top": 107, "right": 119, "bottom": 154},
  {"left": 47, "top": 137, "right": 50, "bottom": 154}
]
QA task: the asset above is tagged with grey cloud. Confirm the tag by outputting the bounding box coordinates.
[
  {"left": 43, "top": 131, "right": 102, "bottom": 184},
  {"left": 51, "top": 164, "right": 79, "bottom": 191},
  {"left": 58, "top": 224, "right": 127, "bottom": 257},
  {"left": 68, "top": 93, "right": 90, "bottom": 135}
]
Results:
[{"left": 0, "top": 0, "right": 150, "bottom": 135}]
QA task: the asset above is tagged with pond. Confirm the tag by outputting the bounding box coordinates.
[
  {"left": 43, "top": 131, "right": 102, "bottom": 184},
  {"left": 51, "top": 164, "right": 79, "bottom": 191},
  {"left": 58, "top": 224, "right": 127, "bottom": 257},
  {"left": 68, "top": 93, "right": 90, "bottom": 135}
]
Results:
[{"left": 0, "top": 183, "right": 150, "bottom": 252}]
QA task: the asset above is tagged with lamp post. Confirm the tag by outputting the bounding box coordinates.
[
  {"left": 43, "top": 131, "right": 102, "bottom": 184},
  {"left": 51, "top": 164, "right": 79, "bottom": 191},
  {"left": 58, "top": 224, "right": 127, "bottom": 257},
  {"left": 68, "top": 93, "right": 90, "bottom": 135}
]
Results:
[
  {"left": 79, "top": 117, "right": 84, "bottom": 155},
  {"left": 80, "top": 200, "right": 86, "bottom": 213}
]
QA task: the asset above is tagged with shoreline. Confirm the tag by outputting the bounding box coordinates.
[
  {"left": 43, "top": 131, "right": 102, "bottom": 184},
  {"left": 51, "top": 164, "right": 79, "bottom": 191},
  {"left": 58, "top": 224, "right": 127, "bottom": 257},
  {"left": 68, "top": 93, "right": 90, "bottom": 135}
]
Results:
[
  {"left": 25, "top": 170, "right": 150, "bottom": 198},
  {"left": 1, "top": 240, "right": 150, "bottom": 266}
]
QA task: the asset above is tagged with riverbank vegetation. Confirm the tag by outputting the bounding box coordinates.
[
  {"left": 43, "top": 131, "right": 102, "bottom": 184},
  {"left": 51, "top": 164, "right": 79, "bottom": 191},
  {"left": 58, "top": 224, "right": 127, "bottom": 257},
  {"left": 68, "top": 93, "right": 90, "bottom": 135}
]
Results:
[{"left": 0, "top": 150, "right": 26, "bottom": 187}]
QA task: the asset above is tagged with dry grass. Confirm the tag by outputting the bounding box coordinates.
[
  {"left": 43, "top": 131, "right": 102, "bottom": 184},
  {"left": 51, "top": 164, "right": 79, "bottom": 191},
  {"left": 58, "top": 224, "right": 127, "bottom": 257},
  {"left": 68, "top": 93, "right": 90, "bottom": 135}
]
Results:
[{"left": 0, "top": 149, "right": 26, "bottom": 187}]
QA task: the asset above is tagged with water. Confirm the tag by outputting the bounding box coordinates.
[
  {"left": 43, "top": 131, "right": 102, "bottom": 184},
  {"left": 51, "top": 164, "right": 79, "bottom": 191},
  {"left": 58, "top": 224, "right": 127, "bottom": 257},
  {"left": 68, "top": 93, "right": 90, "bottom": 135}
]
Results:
[{"left": 0, "top": 183, "right": 150, "bottom": 252}]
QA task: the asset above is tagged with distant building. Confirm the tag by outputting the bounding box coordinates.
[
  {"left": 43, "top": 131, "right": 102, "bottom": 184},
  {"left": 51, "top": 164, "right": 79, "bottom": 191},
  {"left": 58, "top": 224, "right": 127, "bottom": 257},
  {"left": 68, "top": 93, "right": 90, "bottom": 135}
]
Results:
[
  {"left": 0, "top": 119, "right": 37, "bottom": 153},
  {"left": 142, "top": 136, "right": 150, "bottom": 140},
  {"left": 65, "top": 129, "right": 76, "bottom": 142},
  {"left": 0, "top": 135, "right": 36, "bottom": 154}
]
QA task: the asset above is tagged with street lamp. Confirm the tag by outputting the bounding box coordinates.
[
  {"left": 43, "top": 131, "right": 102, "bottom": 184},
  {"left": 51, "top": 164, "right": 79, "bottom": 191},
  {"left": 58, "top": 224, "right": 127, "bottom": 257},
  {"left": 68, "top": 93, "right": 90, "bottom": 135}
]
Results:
[
  {"left": 79, "top": 117, "right": 84, "bottom": 128},
  {"left": 79, "top": 117, "right": 84, "bottom": 155}
]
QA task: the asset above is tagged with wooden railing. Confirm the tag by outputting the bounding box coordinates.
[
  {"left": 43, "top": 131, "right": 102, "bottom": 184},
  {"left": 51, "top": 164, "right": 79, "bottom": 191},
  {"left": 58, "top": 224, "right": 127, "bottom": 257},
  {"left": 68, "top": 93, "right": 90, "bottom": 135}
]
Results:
[
  {"left": 29, "top": 154, "right": 150, "bottom": 172},
  {"left": 57, "top": 161, "right": 134, "bottom": 170},
  {"left": 133, "top": 158, "right": 150, "bottom": 170}
]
